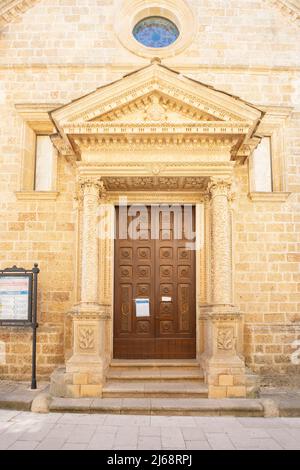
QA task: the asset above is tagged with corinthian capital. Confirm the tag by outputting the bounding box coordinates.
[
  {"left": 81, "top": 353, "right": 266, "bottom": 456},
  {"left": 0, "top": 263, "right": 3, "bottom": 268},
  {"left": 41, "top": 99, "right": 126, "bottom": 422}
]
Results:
[
  {"left": 78, "top": 176, "right": 105, "bottom": 198},
  {"left": 208, "top": 177, "right": 232, "bottom": 199}
]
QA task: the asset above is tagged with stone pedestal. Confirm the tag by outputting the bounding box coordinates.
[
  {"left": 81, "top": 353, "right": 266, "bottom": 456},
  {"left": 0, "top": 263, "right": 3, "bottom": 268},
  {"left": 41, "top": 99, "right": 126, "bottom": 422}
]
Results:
[
  {"left": 200, "top": 305, "right": 246, "bottom": 398},
  {"left": 201, "top": 178, "right": 247, "bottom": 398}
]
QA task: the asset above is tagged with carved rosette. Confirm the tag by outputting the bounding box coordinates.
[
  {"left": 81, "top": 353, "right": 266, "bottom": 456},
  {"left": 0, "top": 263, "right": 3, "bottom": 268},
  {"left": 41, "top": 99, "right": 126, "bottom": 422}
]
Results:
[{"left": 208, "top": 178, "right": 232, "bottom": 305}]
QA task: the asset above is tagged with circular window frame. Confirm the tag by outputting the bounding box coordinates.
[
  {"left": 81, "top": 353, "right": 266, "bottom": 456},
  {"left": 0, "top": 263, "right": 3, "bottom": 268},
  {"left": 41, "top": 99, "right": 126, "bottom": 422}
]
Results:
[
  {"left": 114, "top": 0, "right": 197, "bottom": 59},
  {"left": 132, "top": 16, "right": 180, "bottom": 49}
]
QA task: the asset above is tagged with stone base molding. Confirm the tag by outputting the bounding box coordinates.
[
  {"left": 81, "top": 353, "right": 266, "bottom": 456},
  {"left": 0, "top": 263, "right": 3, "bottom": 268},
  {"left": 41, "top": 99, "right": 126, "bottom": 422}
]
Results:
[
  {"left": 50, "top": 304, "right": 110, "bottom": 398},
  {"left": 200, "top": 305, "right": 247, "bottom": 398}
]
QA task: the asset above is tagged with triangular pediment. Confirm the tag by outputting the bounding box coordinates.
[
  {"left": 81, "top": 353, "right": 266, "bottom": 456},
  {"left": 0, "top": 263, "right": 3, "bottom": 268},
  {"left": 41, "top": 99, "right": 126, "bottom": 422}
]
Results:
[
  {"left": 51, "top": 62, "right": 262, "bottom": 129},
  {"left": 50, "top": 61, "right": 264, "bottom": 162},
  {"left": 89, "top": 92, "right": 221, "bottom": 124}
]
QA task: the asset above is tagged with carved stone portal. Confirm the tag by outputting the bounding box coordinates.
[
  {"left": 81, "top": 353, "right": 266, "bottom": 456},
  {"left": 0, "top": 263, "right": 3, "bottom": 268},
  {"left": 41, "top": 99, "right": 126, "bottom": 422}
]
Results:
[{"left": 49, "top": 61, "right": 260, "bottom": 398}]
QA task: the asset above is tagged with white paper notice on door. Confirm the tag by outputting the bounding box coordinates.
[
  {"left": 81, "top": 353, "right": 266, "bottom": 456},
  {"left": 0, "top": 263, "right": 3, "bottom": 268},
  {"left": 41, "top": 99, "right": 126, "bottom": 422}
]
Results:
[{"left": 135, "top": 298, "right": 150, "bottom": 317}]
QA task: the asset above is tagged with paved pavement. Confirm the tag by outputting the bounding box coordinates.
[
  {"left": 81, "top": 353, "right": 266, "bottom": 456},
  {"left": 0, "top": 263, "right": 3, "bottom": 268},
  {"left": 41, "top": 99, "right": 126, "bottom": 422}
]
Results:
[{"left": 1, "top": 410, "right": 300, "bottom": 450}]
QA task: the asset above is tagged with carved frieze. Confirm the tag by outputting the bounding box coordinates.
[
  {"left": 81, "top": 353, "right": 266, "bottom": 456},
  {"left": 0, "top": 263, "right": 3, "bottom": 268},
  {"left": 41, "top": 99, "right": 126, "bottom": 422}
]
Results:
[{"left": 101, "top": 176, "right": 210, "bottom": 192}]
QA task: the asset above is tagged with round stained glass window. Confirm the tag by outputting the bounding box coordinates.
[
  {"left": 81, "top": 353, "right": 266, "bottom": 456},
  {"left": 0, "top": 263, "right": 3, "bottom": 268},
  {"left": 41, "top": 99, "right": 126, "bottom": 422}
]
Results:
[{"left": 133, "top": 16, "right": 179, "bottom": 48}]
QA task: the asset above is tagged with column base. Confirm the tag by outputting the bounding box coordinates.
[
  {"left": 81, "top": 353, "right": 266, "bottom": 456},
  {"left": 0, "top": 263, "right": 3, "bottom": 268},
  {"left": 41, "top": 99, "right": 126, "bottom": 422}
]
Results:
[
  {"left": 50, "top": 303, "right": 111, "bottom": 398},
  {"left": 200, "top": 304, "right": 249, "bottom": 398}
]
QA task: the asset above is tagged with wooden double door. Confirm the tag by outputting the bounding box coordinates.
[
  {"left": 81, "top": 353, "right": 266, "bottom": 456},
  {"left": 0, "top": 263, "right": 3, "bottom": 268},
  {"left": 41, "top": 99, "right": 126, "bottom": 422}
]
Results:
[{"left": 114, "top": 205, "right": 196, "bottom": 359}]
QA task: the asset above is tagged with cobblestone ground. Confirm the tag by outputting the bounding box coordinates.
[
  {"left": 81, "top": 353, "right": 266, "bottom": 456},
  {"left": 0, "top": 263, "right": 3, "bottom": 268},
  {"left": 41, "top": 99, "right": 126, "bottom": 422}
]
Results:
[{"left": 1, "top": 410, "right": 300, "bottom": 450}]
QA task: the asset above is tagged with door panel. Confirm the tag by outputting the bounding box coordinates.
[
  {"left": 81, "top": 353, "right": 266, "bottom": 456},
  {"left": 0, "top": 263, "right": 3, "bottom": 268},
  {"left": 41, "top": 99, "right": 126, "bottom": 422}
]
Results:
[{"left": 114, "top": 205, "right": 196, "bottom": 359}]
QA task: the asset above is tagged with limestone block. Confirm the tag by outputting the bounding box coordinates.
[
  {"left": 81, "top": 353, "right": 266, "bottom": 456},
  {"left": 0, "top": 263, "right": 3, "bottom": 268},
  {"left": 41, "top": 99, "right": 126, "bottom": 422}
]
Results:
[
  {"left": 31, "top": 393, "right": 52, "bottom": 413},
  {"left": 80, "top": 384, "right": 102, "bottom": 397},
  {"left": 226, "top": 386, "right": 246, "bottom": 398},
  {"left": 219, "top": 374, "right": 233, "bottom": 386}
]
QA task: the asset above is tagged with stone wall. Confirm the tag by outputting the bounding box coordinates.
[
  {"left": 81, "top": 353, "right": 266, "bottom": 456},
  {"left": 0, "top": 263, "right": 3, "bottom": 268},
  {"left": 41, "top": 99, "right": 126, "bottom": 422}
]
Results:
[{"left": 0, "top": 0, "right": 299, "bottom": 382}]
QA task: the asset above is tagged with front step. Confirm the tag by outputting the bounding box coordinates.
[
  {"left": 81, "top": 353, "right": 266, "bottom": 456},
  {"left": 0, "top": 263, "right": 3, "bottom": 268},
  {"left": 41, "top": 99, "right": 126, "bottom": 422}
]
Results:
[
  {"left": 49, "top": 397, "right": 265, "bottom": 416},
  {"left": 103, "top": 360, "right": 208, "bottom": 398},
  {"left": 103, "top": 381, "right": 208, "bottom": 398}
]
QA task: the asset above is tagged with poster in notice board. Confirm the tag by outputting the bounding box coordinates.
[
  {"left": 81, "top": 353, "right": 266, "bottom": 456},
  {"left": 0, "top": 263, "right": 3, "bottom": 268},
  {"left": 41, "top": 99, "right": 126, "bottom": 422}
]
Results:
[{"left": 0, "top": 275, "right": 31, "bottom": 322}]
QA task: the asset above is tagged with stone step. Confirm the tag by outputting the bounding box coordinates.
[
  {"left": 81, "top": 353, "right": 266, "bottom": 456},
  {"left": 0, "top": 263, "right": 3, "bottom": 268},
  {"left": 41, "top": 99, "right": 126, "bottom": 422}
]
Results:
[
  {"left": 110, "top": 359, "right": 200, "bottom": 369},
  {"left": 102, "top": 380, "right": 208, "bottom": 398},
  {"left": 49, "top": 397, "right": 265, "bottom": 416},
  {"left": 106, "top": 368, "right": 204, "bottom": 381}
]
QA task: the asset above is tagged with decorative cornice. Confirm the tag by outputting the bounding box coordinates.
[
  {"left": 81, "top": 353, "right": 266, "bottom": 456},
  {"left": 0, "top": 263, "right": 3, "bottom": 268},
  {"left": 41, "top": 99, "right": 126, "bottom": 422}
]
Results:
[
  {"left": 0, "top": 0, "right": 41, "bottom": 30},
  {"left": 265, "top": 0, "right": 300, "bottom": 24},
  {"left": 107, "top": 191, "right": 206, "bottom": 204},
  {"left": 65, "top": 122, "right": 250, "bottom": 135},
  {"left": 76, "top": 161, "right": 235, "bottom": 179},
  {"left": 15, "top": 102, "right": 60, "bottom": 133},
  {"left": 248, "top": 192, "right": 291, "bottom": 202}
]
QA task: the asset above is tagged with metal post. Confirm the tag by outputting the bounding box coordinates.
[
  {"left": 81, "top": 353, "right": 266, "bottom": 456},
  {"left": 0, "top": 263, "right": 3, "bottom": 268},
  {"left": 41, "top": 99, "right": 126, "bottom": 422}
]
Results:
[{"left": 31, "top": 263, "right": 39, "bottom": 390}]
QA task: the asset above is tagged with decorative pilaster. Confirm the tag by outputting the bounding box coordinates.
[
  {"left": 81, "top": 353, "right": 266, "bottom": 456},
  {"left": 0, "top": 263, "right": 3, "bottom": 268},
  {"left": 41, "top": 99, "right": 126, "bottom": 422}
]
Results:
[{"left": 200, "top": 177, "right": 247, "bottom": 398}]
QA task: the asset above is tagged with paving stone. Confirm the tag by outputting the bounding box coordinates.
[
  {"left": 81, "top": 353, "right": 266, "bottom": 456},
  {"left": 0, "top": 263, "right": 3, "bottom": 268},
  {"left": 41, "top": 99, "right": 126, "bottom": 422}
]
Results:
[
  {"left": 46, "top": 423, "right": 76, "bottom": 440},
  {"left": 267, "top": 428, "right": 300, "bottom": 449},
  {"left": 228, "top": 424, "right": 272, "bottom": 439},
  {"left": 139, "top": 426, "right": 161, "bottom": 436},
  {"left": 1, "top": 409, "right": 300, "bottom": 451},
  {"left": 282, "top": 417, "right": 300, "bottom": 428},
  {"left": 0, "top": 421, "right": 14, "bottom": 434},
  {"left": 181, "top": 427, "right": 206, "bottom": 441},
  {"left": 87, "top": 433, "right": 115, "bottom": 450},
  {"left": 95, "top": 425, "right": 119, "bottom": 435},
  {"left": 8, "top": 440, "right": 39, "bottom": 450},
  {"left": 30, "top": 412, "right": 63, "bottom": 423},
  {"left": 62, "top": 442, "right": 88, "bottom": 450},
  {"left": 150, "top": 415, "right": 196, "bottom": 427},
  {"left": 116, "top": 446, "right": 138, "bottom": 450},
  {"left": 206, "top": 433, "right": 235, "bottom": 450},
  {"left": 0, "top": 434, "right": 20, "bottom": 450},
  {"left": 0, "top": 410, "right": 21, "bottom": 421},
  {"left": 104, "top": 414, "right": 150, "bottom": 426},
  {"left": 18, "top": 423, "right": 54, "bottom": 441},
  {"left": 162, "top": 446, "right": 186, "bottom": 450},
  {"left": 185, "top": 440, "right": 211, "bottom": 450},
  {"left": 138, "top": 436, "right": 161, "bottom": 449},
  {"left": 66, "top": 424, "right": 97, "bottom": 443},
  {"left": 285, "top": 427, "right": 300, "bottom": 443},
  {"left": 58, "top": 413, "right": 106, "bottom": 425},
  {"left": 114, "top": 426, "right": 139, "bottom": 447},
  {"left": 237, "top": 417, "right": 284, "bottom": 428},
  {"left": 35, "top": 438, "right": 65, "bottom": 450},
  {"left": 233, "top": 438, "right": 283, "bottom": 450},
  {"left": 161, "top": 427, "right": 185, "bottom": 448}
]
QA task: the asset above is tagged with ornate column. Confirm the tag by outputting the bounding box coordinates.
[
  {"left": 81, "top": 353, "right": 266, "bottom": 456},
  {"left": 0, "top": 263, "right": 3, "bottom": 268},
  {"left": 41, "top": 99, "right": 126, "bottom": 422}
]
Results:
[
  {"left": 50, "top": 176, "right": 110, "bottom": 398},
  {"left": 200, "top": 177, "right": 247, "bottom": 398},
  {"left": 210, "top": 178, "right": 232, "bottom": 305},
  {"left": 80, "top": 177, "right": 101, "bottom": 307}
]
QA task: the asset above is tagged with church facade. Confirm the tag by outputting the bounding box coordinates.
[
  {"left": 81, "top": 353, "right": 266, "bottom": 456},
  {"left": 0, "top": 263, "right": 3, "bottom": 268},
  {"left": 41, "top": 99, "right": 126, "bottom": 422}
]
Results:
[{"left": 0, "top": 0, "right": 299, "bottom": 398}]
